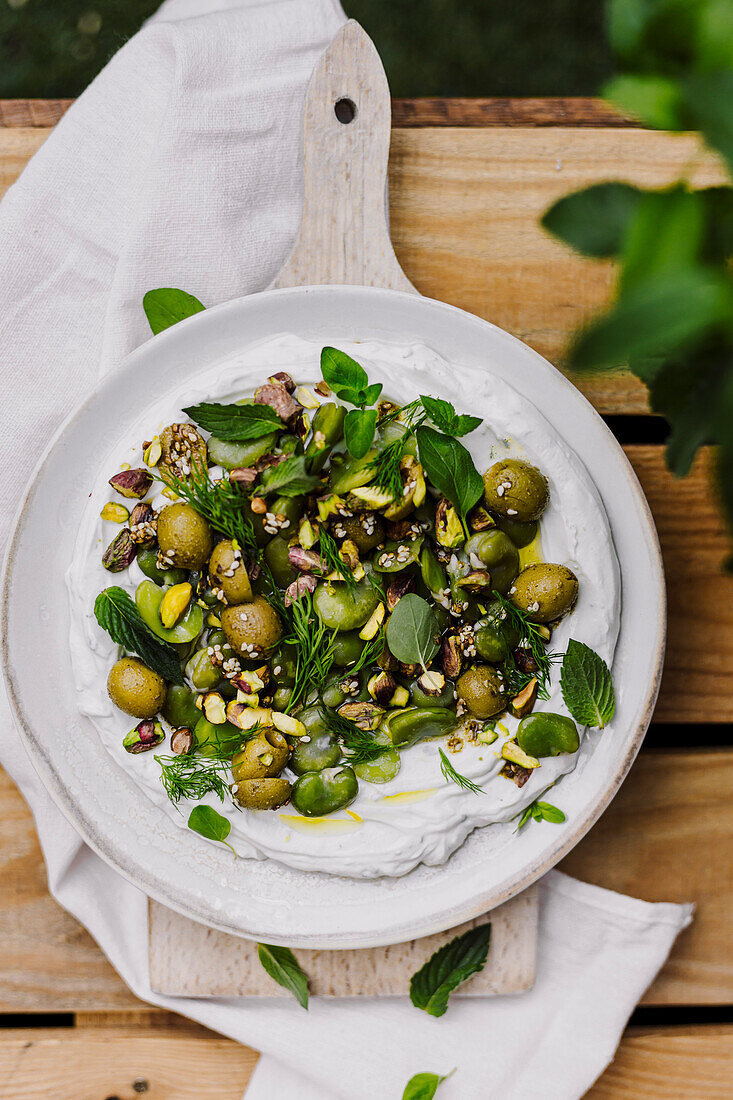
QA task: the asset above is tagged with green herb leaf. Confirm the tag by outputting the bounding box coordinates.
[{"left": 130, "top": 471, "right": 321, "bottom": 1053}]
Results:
[
  {"left": 536, "top": 800, "right": 566, "bottom": 823},
  {"left": 344, "top": 408, "right": 378, "bottom": 458},
  {"left": 402, "top": 1070, "right": 453, "bottom": 1100},
  {"left": 338, "top": 386, "right": 368, "bottom": 407},
  {"left": 156, "top": 462, "right": 257, "bottom": 555},
  {"left": 320, "top": 347, "right": 368, "bottom": 393},
  {"left": 182, "top": 401, "right": 280, "bottom": 442},
  {"left": 409, "top": 922, "right": 492, "bottom": 1017},
  {"left": 94, "top": 587, "right": 182, "bottom": 684},
  {"left": 542, "top": 182, "right": 643, "bottom": 258},
  {"left": 187, "top": 806, "right": 235, "bottom": 854},
  {"left": 259, "top": 454, "right": 322, "bottom": 497},
  {"left": 439, "top": 748, "right": 484, "bottom": 794},
  {"left": 385, "top": 593, "right": 440, "bottom": 667},
  {"left": 257, "top": 943, "right": 309, "bottom": 1009},
  {"left": 560, "top": 639, "right": 616, "bottom": 729},
  {"left": 362, "top": 382, "right": 384, "bottom": 406},
  {"left": 420, "top": 395, "right": 481, "bottom": 437},
  {"left": 143, "top": 288, "right": 205, "bottom": 335},
  {"left": 416, "top": 426, "right": 483, "bottom": 520}
]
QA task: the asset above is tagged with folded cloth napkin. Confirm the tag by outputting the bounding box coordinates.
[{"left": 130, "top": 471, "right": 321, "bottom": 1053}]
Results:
[{"left": 0, "top": 2, "right": 693, "bottom": 1097}]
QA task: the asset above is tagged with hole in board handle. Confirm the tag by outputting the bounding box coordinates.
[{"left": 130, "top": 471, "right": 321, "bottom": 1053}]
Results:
[{"left": 334, "top": 97, "right": 357, "bottom": 124}]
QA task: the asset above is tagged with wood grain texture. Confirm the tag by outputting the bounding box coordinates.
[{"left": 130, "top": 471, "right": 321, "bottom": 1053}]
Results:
[
  {"left": 0, "top": 98, "right": 633, "bottom": 129},
  {"left": 272, "top": 21, "right": 414, "bottom": 292},
  {"left": 148, "top": 889, "right": 536, "bottom": 998},
  {"left": 0, "top": 1025, "right": 730, "bottom": 1099},
  {"left": 1, "top": 125, "right": 724, "bottom": 412},
  {"left": 2, "top": 749, "right": 732, "bottom": 1011}
]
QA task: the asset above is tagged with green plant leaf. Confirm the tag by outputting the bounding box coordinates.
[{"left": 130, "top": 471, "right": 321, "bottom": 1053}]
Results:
[
  {"left": 536, "top": 801, "right": 566, "bottom": 823},
  {"left": 143, "top": 288, "right": 205, "bottom": 335},
  {"left": 402, "top": 1070, "right": 453, "bottom": 1100},
  {"left": 416, "top": 426, "right": 483, "bottom": 519},
  {"left": 94, "top": 587, "right": 183, "bottom": 683},
  {"left": 337, "top": 386, "right": 367, "bottom": 407},
  {"left": 542, "top": 182, "right": 643, "bottom": 258},
  {"left": 607, "top": 0, "right": 654, "bottom": 62},
  {"left": 648, "top": 343, "right": 724, "bottom": 476},
  {"left": 683, "top": 71, "right": 733, "bottom": 176},
  {"left": 385, "top": 593, "right": 440, "bottom": 667},
  {"left": 320, "top": 346, "right": 368, "bottom": 393},
  {"left": 603, "top": 73, "right": 685, "bottom": 129},
  {"left": 409, "top": 922, "right": 492, "bottom": 1017},
  {"left": 569, "top": 268, "right": 730, "bottom": 371},
  {"left": 420, "top": 395, "right": 481, "bottom": 436},
  {"left": 362, "top": 382, "right": 384, "bottom": 406},
  {"left": 560, "top": 639, "right": 616, "bottom": 729},
  {"left": 259, "top": 454, "right": 322, "bottom": 497},
  {"left": 344, "top": 408, "right": 378, "bottom": 459},
  {"left": 700, "top": 187, "right": 733, "bottom": 264},
  {"left": 182, "top": 401, "right": 281, "bottom": 442},
  {"left": 256, "top": 943, "right": 309, "bottom": 1009},
  {"left": 620, "top": 186, "right": 705, "bottom": 292},
  {"left": 187, "top": 806, "right": 236, "bottom": 856}
]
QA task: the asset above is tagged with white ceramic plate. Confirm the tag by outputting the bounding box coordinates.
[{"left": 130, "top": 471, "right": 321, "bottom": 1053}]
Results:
[{"left": 2, "top": 285, "right": 664, "bottom": 948}]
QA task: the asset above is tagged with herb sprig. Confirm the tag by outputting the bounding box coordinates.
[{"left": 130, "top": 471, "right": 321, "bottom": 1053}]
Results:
[
  {"left": 94, "top": 587, "right": 183, "bottom": 683},
  {"left": 157, "top": 460, "right": 258, "bottom": 556},
  {"left": 517, "top": 799, "right": 566, "bottom": 830},
  {"left": 490, "top": 591, "right": 557, "bottom": 699},
  {"left": 156, "top": 752, "right": 232, "bottom": 804},
  {"left": 281, "top": 592, "right": 337, "bottom": 711},
  {"left": 439, "top": 748, "right": 484, "bottom": 795},
  {"left": 320, "top": 706, "right": 386, "bottom": 766},
  {"left": 318, "top": 529, "right": 357, "bottom": 593}
]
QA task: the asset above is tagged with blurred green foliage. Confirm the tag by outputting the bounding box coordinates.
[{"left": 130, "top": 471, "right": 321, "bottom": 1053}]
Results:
[{"left": 0, "top": 0, "right": 613, "bottom": 98}]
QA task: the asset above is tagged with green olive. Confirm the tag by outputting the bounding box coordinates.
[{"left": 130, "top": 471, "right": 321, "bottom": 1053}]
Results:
[
  {"left": 493, "top": 513, "right": 538, "bottom": 549},
  {"left": 270, "top": 496, "right": 305, "bottom": 537},
  {"left": 221, "top": 596, "right": 283, "bottom": 656},
  {"left": 321, "top": 670, "right": 369, "bottom": 708},
  {"left": 456, "top": 666, "right": 506, "bottom": 719},
  {"left": 339, "top": 513, "right": 385, "bottom": 553},
  {"left": 483, "top": 459, "right": 549, "bottom": 522},
  {"left": 272, "top": 686, "right": 292, "bottom": 710},
  {"left": 208, "top": 539, "right": 253, "bottom": 605},
  {"left": 510, "top": 563, "right": 578, "bottom": 623},
  {"left": 232, "top": 730, "right": 290, "bottom": 780},
  {"left": 291, "top": 765, "right": 359, "bottom": 817},
  {"left": 410, "top": 678, "right": 455, "bottom": 708},
  {"left": 331, "top": 631, "right": 366, "bottom": 667},
  {"left": 137, "top": 548, "right": 187, "bottom": 586},
  {"left": 474, "top": 599, "right": 521, "bottom": 662},
  {"left": 313, "top": 578, "right": 379, "bottom": 631},
  {"left": 291, "top": 731, "right": 342, "bottom": 775},
  {"left": 185, "top": 648, "right": 222, "bottom": 691},
  {"left": 464, "top": 530, "right": 520, "bottom": 594},
  {"left": 232, "top": 777, "right": 292, "bottom": 810},
  {"left": 263, "top": 536, "right": 297, "bottom": 588},
  {"left": 516, "top": 712, "right": 580, "bottom": 757},
  {"left": 162, "top": 684, "right": 201, "bottom": 728},
  {"left": 207, "top": 431, "right": 278, "bottom": 471},
  {"left": 107, "top": 657, "right": 166, "bottom": 719},
  {"left": 157, "top": 503, "right": 214, "bottom": 569}
]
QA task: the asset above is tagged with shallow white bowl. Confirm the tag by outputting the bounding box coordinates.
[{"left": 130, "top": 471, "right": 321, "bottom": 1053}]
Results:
[{"left": 2, "top": 285, "right": 664, "bottom": 948}]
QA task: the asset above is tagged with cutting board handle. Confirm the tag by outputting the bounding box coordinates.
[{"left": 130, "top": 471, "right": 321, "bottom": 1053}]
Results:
[{"left": 271, "top": 20, "right": 415, "bottom": 292}]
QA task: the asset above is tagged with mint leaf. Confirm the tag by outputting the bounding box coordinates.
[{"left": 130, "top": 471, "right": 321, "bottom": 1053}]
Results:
[
  {"left": 410, "top": 923, "right": 492, "bottom": 1017},
  {"left": 259, "top": 454, "right": 322, "bottom": 497},
  {"left": 143, "top": 288, "right": 205, "bottom": 335},
  {"left": 560, "top": 639, "right": 616, "bottom": 729},
  {"left": 416, "top": 426, "right": 483, "bottom": 519},
  {"left": 344, "top": 408, "right": 378, "bottom": 458},
  {"left": 542, "top": 182, "right": 643, "bottom": 258},
  {"left": 257, "top": 943, "right": 309, "bottom": 1009},
  {"left": 320, "top": 347, "right": 368, "bottom": 393},
  {"left": 94, "top": 587, "right": 182, "bottom": 684},
  {"left": 402, "top": 1071, "right": 453, "bottom": 1099},
  {"left": 420, "top": 395, "right": 481, "bottom": 437},
  {"left": 182, "top": 401, "right": 280, "bottom": 442},
  {"left": 385, "top": 593, "right": 440, "bottom": 667}
]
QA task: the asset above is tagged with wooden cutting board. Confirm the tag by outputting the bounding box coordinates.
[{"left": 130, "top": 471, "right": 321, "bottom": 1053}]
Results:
[{"left": 148, "top": 20, "right": 539, "bottom": 997}]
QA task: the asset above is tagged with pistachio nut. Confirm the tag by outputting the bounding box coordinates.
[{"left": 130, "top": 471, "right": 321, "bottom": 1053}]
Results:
[
  {"left": 435, "top": 498, "right": 464, "bottom": 548},
  {"left": 359, "top": 602, "right": 385, "bottom": 640},
  {"left": 337, "top": 701, "right": 385, "bottom": 731},
  {"left": 385, "top": 574, "right": 416, "bottom": 612},
  {"left": 143, "top": 437, "right": 162, "bottom": 467},
  {"left": 468, "top": 504, "right": 496, "bottom": 531},
  {"left": 368, "top": 670, "right": 398, "bottom": 706},
  {"left": 100, "top": 502, "right": 129, "bottom": 524},
  {"left": 197, "top": 691, "right": 227, "bottom": 725},
  {"left": 348, "top": 485, "right": 396, "bottom": 511},
  {"left": 271, "top": 711, "right": 307, "bottom": 738},
  {"left": 123, "top": 718, "right": 165, "bottom": 754},
  {"left": 159, "top": 423, "right": 208, "bottom": 480},
  {"left": 509, "top": 678, "right": 539, "bottom": 719},
  {"left": 102, "top": 528, "right": 137, "bottom": 572},
  {"left": 298, "top": 516, "right": 319, "bottom": 549},
  {"left": 159, "top": 582, "right": 193, "bottom": 629},
  {"left": 170, "top": 726, "right": 194, "bottom": 755},
  {"left": 128, "top": 502, "right": 157, "bottom": 546},
  {"left": 441, "top": 635, "right": 463, "bottom": 680},
  {"left": 416, "top": 670, "right": 446, "bottom": 696},
  {"left": 108, "top": 468, "right": 153, "bottom": 499},
  {"left": 501, "top": 740, "right": 540, "bottom": 769}
]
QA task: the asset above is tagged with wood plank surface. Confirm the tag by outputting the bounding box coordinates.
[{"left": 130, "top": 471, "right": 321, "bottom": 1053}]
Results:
[
  {"left": 2, "top": 749, "right": 731, "bottom": 1012},
  {"left": 0, "top": 125, "right": 726, "bottom": 414},
  {"left": 0, "top": 98, "right": 634, "bottom": 129},
  {"left": 0, "top": 1024, "right": 730, "bottom": 1099}
]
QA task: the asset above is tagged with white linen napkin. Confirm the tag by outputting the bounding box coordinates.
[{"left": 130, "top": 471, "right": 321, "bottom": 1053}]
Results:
[{"left": 0, "top": 2, "right": 692, "bottom": 1098}]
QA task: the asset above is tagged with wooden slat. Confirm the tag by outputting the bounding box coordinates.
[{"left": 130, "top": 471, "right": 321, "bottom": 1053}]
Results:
[
  {"left": 0, "top": 1025, "right": 731, "bottom": 1099},
  {"left": 0, "top": 98, "right": 633, "bottom": 130},
  {"left": 3, "top": 123, "right": 721, "bottom": 413},
  {"left": 2, "top": 750, "right": 731, "bottom": 1011}
]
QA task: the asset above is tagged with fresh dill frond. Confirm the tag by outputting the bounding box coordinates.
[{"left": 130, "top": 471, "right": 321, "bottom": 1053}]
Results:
[
  {"left": 439, "top": 748, "right": 484, "bottom": 794},
  {"left": 155, "top": 752, "right": 232, "bottom": 805},
  {"left": 489, "top": 591, "right": 558, "bottom": 700},
  {"left": 282, "top": 592, "right": 337, "bottom": 711},
  {"left": 319, "top": 706, "right": 386, "bottom": 765},
  {"left": 157, "top": 460, "right": 258, "bottom": 556},
  {"left": 318, "top": 529, "right": 357, "bottom": 594},
  {"left": 349, "top": 628, "right": 385, "bottom": 677},
  {"left": 369, "top": 399, "right": 425, "bottom": 498}
]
